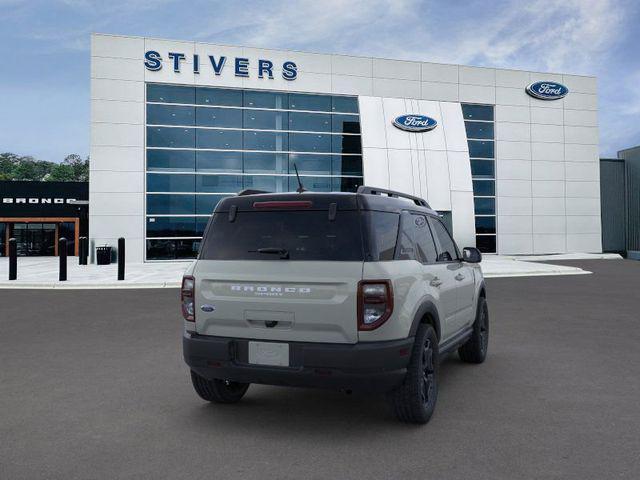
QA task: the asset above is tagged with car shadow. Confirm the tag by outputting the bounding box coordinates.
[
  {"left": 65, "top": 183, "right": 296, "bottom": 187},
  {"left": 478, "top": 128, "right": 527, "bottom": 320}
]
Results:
[{"left": 177, "top": 353, "right": 474, "bottom": 435}]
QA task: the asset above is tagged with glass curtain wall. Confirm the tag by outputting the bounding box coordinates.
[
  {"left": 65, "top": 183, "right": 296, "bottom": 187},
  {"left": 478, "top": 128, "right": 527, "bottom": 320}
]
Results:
[
  {"left": 462, "top": 104, "right": 496, "bottom": 253},
  {"left": 145, "top": 84, "right": 364, "bottom": 260}
]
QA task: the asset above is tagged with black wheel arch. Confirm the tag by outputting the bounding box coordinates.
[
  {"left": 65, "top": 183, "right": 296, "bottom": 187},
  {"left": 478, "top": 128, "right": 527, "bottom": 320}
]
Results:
[
  {"left": 409, "top": 300, "right": 442, "bottom": 341},
  {"left": 478, "top": 279, "right": 487, "bottom": 299}
]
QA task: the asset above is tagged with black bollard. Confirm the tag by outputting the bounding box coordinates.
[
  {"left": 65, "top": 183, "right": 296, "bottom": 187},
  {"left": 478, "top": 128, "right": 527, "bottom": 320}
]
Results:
[
  {"left": 59, "top": 237, "right": 67, "bottom": 281},
  {"left": 78, "top": 236, "right": 84, "bottom": 265},
  {"left": 83, "top": 237, "right": 89, "bottom": 265},
  {"left": 117, "top": 237, "right": 125, "bottom": 281},
  {"left": 79, "top": 237, "right": 87, "bottom": 265},
  {"left": 8, "top": 238, "right": 17, "bottom": 280}
]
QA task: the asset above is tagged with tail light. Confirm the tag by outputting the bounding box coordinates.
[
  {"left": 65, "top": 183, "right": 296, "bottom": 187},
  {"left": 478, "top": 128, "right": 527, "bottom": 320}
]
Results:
[
  {"left": 181, "top": 275, "right": 195, "bottom": 322},
  {"left": 358, "top": 280, "right": 393, "bottom": 331}
]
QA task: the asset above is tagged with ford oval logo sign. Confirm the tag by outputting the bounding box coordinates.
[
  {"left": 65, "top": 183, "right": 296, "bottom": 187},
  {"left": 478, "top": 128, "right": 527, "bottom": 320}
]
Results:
[
  {"left": 526, "top": 81, "right": 569, "bottom": 100},
  {"left": 392, "top": 114, "right": 437, "bottom": 132}
]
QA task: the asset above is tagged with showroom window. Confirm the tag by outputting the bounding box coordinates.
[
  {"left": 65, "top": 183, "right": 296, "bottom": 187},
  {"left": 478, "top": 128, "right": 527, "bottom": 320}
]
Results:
[
  {"left": 462, "top": 104, "right": 496, "bottom": 253},
  {"left": 145, "top": 84, "right": 363, "bottom": 260}
]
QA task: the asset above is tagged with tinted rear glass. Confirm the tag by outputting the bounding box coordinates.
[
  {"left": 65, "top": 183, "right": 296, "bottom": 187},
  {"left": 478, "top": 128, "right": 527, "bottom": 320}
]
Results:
[{"left": 199, "top": 211, "right": 364, "bottom": 261}]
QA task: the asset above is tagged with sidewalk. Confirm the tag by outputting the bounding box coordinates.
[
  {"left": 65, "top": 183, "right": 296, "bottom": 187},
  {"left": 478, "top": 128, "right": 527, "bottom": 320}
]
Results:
[{"left": 0, "top": 253, "right": 622, "bottom": 289}]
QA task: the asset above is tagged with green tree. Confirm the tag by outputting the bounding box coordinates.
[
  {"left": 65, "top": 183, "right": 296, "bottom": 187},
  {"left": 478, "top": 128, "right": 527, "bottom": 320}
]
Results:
[
  {"left": 0, "top": 152, "right": 89, "bottom": 181},
  {"left": 47, "top": 163, "right": 76, "bottom": 181},
  {"left": 61, "top": 154, "right": 89, "bottom": 182}
]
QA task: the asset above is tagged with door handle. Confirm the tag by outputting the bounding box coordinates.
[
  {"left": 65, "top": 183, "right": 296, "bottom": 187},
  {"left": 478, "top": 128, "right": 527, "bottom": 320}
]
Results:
[
  {"left": 455, "top": 273, "right": 465, "bottom": 281},
  {"left": 430, "top": 277, "right": 443, "bottom": 287}
]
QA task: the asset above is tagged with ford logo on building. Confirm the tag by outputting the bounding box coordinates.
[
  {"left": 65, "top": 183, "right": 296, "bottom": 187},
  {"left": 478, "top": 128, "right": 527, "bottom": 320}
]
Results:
[
  {"left": 526, "top": 81, "right": 569, "bottom": 100},
  {"left": 392, "top": 114, "right": 438, "bottom": 132}
]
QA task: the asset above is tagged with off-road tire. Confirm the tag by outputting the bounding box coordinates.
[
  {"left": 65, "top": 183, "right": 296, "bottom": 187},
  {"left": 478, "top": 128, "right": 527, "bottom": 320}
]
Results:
[
  {"left": 387, "top": 324, "right": 438, "bottom": 424},
  {"left": 458, "top": 296, "right": 489, "bottom": 364},
  {"left": 190, "top": 370, "right": 250, "bottom": 403}
]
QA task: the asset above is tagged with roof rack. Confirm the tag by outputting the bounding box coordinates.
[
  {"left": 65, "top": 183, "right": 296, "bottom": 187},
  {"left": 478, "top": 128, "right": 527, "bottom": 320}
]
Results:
[
  {"left": 237, "top": 189, "right": 271, "bottom": 196},
  {"left": 357, "top": 186, "right": 431, "bottom": 208}
]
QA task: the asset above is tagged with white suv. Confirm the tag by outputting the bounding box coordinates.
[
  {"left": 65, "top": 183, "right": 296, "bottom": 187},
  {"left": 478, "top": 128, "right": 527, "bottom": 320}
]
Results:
[{"left": 182, "top": 186, "right": 488, "bottom": 424}]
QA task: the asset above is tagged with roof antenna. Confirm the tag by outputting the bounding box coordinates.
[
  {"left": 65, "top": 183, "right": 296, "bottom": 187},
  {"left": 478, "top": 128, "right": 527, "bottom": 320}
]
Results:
[{"left": 293, "top": 163, "right": 306, "bottom": 193}]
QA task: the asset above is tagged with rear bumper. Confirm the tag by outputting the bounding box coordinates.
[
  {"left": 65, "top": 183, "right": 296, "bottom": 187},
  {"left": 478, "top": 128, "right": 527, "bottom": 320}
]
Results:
[{"left": 183, "top": 332, "right": 414, "bottom": 392}]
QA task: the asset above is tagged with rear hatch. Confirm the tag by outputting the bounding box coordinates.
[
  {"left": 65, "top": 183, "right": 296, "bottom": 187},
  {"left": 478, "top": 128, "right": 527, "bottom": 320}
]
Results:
[{"left": 193, "top": 194, "right": 364, "bottom": 344}]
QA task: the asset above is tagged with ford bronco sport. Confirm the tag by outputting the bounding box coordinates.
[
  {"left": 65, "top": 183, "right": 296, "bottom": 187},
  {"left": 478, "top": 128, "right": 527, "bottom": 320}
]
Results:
[{"left": 182, "top": 186, "right": 488, "bottom": 424}]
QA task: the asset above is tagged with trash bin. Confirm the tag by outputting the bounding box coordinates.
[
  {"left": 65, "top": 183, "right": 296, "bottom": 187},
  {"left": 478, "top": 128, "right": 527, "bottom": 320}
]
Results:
[{"left": 96, "top": 245, "right": 112, "bottom": 265}]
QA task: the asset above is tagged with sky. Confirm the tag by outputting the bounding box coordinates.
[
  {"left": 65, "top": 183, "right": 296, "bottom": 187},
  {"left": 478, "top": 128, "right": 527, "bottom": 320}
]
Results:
[{"left": 0, "top": 0, "right": 638, "bottom": 162}]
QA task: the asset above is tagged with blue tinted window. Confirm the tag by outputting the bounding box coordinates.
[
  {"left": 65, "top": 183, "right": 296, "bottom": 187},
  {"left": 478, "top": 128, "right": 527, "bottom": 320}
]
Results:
[
  {"left": 243, "top": 90, "right": 287, "bottom": 109},
  {"left": 147, "top": 239, "right": 199, "bottom": 260},
  {"left": 474, "top": 197, "right": 495, "bottom": 215},
  {"left": 243, "top": 175, "right": 287, "bottom": 192},
  {"left": 147, "top": 173, "right": 195, "bottom": 192},
  {"left": 243, "top": 109, "right": 288, "bottom": 130},
  {"left": 196, "top": 129, "right": 242, "bottom": 149},
  {"left": 470, "top": 160, "right": 495, "bottom": 178},
  {"left": 147, "top": 194, "right": 195, "bottom": 215},
  {"left": 196, "top": 107, "right": 242, "bottom": 128},
  {"left": 196, "top": 194, "right": 228, "bottom": 214},
  {"left": 476, "top": 235, "right": 496, "bottom": 253},
  {"left": 288, "top": 112, "right": 331, "bottom": 132},
  {"left": 147, "top": 127, "right": 195, "bottom": 148},
  {"left": 196, "top": 218, "right": 210, "bottom": 236},
  {"left": 332, "top": 134, "right": 362, "bottom": 154},
  {"left": 472, "top": 180, "right": 495, "bottom": 196},
  {"left": 468, "top": 140, "right": 494, "bottom": 158},
  {"left": 288, "top": 153, "right": 331, "bottom": 175},
  {"left": 147, "top": 104, "right": 195, "bottom": 125},
  {"left": 332, "top": 176, "right": 362, "bottom": 192},
  {"left": 244, "top": 152, "right": 287, "bottom": 173},
  {"left": 291, "top": 176, "right": 331, "bottom": 192},
  {"left": 475, "top": 216, "right": 496, "bottom": 234},
  {"left": 462, "top": 104, "right": 494, "bottom": 121},
  {"left": 196, "top": 87, "right": 242, "bottom": 106},
  {"left": 196, "top": 151, "right": 242, "bottom": 172},
  {"left": 147, "top": 84, "right": 194, "bottom": 104},
  {"left": 332, "top": 96, "right": 359, "bottom": 113},
  {"left": 147, "top": 150, "right": 195, "bottom": 171},
  {"left": 333, "top": 155, "right": 363, "bottom": 176},
  {"left": 196, "top": 175, "right": 243, "bottom": 193},
  {"left": 465, "top": 121, "right": 494, "bottom": 139},
  {"left": 289, "top": 93, "right": 332, "bottom": 112},
  {"left": 147, "top": 217, "right": 197, "bottom": 237},
  {"left": 332, "top": 115, "right": 361, "bottom": 134},
  {"left": 290, "top": 133, "right": 331, "bottom": 153},
  {"left": 243, "top": 131, "right": 288, "bottom": 151}
]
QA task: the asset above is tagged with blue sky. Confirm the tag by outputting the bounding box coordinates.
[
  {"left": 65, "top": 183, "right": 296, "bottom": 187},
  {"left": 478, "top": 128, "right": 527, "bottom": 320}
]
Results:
[{"left": 1, "top": 0, "right": 638, "bottom": 162}]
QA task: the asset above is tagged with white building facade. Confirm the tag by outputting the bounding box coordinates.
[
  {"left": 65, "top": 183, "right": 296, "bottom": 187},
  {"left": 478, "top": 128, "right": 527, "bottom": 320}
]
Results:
[{"left": 90, "top": 33, "right": 601, "bottom": 262}]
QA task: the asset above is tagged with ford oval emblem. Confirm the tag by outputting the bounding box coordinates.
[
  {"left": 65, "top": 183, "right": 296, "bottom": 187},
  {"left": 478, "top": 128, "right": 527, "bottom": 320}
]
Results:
[
  {"left": 200, "top": 304, "right": 215, "bottom": 312},
  {"left": 392, "top": 114, "right": 437, "bottom": 132},
  {"left": 525, "top": 81, "right": 569, "bottom": 100}
]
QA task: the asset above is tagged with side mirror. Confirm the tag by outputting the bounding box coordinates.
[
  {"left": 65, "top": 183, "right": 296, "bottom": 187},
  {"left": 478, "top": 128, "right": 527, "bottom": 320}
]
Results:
[{"left": 463, "top": 247, "right": 482, "bottom": 263}]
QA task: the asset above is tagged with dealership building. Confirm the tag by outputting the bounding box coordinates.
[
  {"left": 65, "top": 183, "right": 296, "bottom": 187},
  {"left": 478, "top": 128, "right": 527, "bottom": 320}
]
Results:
[{"left": 90, "top": 33, "right": 601, "bottom": 262}]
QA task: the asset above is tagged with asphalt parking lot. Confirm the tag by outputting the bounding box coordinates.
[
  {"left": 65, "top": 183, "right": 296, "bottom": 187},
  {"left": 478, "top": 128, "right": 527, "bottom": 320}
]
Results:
[{"left": 1, "top": 259, "right": 639, "bottom": 480}]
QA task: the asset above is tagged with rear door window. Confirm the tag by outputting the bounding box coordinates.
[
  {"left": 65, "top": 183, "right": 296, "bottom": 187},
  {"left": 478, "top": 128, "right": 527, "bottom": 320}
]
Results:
[
  {"left": 396, "top": 212, "right": 437, "bottom": 263},
  {"left": 428, "top": 217, "right": 460, "bottom": 262},
  {"left": 199, "top": 210, "right": 364, "bottom": 261}
]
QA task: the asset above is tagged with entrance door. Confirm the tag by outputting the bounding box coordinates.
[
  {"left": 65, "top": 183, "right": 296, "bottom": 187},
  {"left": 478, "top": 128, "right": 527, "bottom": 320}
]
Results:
[{"left": 12, "top": 223, "right": 56, "bottom": 256}]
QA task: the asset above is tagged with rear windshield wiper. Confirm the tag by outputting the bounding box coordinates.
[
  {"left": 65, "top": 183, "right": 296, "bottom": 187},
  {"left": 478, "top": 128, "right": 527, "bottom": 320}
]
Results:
[{"left": 251, "top": 247, "right": 290, "bottom": 259}]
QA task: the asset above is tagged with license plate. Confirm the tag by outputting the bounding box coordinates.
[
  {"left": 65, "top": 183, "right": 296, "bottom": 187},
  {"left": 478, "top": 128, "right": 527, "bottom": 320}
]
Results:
[{"left": 248, "top": 341, "right": 289, "bottom": 367}]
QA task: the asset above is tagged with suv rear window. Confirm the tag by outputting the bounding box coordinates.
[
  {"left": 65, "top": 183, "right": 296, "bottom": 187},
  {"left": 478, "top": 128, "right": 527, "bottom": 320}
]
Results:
[{"left": 199, "top": 211, "right": 364, "bottom": 261}]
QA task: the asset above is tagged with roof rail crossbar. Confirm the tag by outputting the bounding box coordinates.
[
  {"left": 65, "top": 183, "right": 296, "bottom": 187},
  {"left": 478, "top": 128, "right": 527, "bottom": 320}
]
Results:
[
  {"left": 237, "top": 189, "right": 271, "bottom": 196},
  {"left": 356, "top": 186, "right": 431, "bottom": 208}
]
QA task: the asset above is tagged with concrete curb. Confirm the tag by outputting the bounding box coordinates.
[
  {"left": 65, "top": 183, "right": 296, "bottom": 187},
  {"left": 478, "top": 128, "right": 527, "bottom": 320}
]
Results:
[
  {"left": 484, "top": 269, "right": 591, "bottom": 279},
  {"left": 0, "top": 282, "right": 182, "bottom": 289}
]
